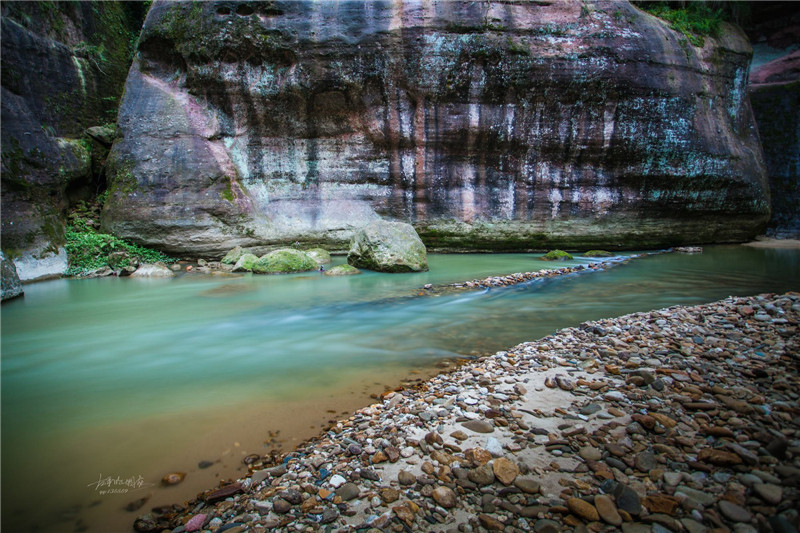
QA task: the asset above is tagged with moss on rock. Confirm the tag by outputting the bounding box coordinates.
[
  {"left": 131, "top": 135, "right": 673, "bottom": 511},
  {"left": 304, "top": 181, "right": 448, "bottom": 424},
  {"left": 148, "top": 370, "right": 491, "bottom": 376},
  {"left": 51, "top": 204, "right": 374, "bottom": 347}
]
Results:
[
  {"left": 324, "top": 264, "right": 361, "bottom": 276},
  {"left": 541, "top": 249, "right": 574, "bottom": 261},
  {"left": 232, "top": 253, "right": 258, "bottom": 272},
  {"left": 252, "top": 249, "right": 317, "bottom": 274},
  {"left": 221, "top": 246, "right": 245, "bottom": 264},
  {"left": 583, "top": 250, "right": 614, "bottom": 257},
  {"left": 306, "top": 248, "right": 331, "bottom": 265}
]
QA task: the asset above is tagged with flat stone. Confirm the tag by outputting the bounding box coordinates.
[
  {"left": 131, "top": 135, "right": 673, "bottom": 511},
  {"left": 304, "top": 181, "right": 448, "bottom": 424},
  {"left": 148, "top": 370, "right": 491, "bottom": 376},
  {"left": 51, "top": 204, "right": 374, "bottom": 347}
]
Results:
[
  {"left": 398, "top": 471, "right": 416, "bottom": 486},
  {"left": 567, "top": 497, "right": 599, "bottom": 521},
  {"left": 468, "top": 464, "right": 495, "bottom": 486},
  {"left": 379, "top": 488, "right": 400, "bottom": 503},
  {"left": 432, "top": 486, "right": 457, "bottom": 508},
  {"left": 329, "top": 474, "right": 347, "bottom": 488},
  {"left": 675, "top": 485, "right": 716, "bottom": 507},
  {"left": 680, "top": 518, "right": 709, "bottom": 533},
  {"left": 614, "top": 483, "right": 642, "bottom": 515},
  {"left": 514, "top": 477, "right": 541, "bottom": 494},
  {"left": 492, "top": 457, "right": 519, "bottom": 485},
  {"left": 753, "top": 483, "right": 782, "bottom": 505},
  {"left": 698, "top": 448, "right": 742, "bottom": 466},
  {"left": 534, "top": 519, "right": 560, "bottom": 533},
  {"left": 594, "top": 494, "right": 622, "bottom": 526},
  {"left": 579, "top": 446, "right": 602, "bottom": 461},
  {"left": 718, "top": 500, "right": 753, "bottom": 523},
  {"left": 635, "top": 450, "right": 657, "bottom": 472},
  {"left": 478, "top": 514, "right": 506, "bottom": 531},
  {"left": 272, "top": 498, "right": 292, "bottom": 514},
  {"left": 643, "top": 494, "right": 679, "bottom": 515},
  {"left": 462, "top": 420, "right": 494, "bottom": 433}
]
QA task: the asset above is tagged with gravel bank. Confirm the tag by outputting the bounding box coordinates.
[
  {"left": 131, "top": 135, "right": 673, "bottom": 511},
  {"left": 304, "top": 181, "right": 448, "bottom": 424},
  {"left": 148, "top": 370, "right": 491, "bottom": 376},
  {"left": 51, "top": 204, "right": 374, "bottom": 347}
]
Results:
[{"left": 136, "top": 292, "right": 800, "bottom": 533}]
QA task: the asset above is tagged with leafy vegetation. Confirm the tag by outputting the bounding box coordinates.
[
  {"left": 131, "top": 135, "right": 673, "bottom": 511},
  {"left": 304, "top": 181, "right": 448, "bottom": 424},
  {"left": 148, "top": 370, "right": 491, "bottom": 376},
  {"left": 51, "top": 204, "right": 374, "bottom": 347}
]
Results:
[
  {"left": 65, "top": 196, "right": 173, "bottom": 276},
  {"left": 636, "top": 1, "right": 724, "bottom": 47}
]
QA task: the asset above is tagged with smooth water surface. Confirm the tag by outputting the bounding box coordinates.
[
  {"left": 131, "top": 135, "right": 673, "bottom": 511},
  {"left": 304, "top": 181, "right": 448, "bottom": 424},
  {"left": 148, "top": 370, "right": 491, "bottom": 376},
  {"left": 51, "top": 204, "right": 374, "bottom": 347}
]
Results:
[{"left": 2, "top": 246, "right": 799, "bottom": 532}]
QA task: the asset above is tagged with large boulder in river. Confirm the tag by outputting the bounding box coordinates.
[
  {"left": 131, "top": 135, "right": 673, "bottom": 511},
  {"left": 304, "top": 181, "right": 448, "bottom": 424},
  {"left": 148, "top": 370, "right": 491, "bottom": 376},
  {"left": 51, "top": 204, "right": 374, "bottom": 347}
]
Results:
[
  {"left": 1, "top": 252, "right": 24, "bottom": 302},
  {"left": 101, "top": 0, "right": 768, "bottom": 255},
  {"left": 252, "top": 249, "right": 317, "bottom": 274},
  {"left": 348, "top": 221, "right": 428, "bottom": 273}
]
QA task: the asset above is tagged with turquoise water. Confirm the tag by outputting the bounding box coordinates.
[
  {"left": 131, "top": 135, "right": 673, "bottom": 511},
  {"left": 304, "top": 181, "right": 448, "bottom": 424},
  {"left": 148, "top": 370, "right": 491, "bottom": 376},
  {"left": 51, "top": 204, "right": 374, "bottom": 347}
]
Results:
[{"left": 2, "top": 246, "right": 799, "bottom": 532}]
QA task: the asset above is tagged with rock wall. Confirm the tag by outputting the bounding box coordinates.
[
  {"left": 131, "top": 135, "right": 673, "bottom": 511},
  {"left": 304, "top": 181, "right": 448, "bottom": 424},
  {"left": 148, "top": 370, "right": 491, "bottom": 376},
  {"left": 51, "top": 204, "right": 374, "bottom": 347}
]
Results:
[
  {"left": 0, "top": 2, "right": 146, "bottom": 280},
  {"left": 746, "top": 1, "right": 800, "bottom": 240},
  {"left": 102, "top": 0, "right": 769, "bottom": 256}
]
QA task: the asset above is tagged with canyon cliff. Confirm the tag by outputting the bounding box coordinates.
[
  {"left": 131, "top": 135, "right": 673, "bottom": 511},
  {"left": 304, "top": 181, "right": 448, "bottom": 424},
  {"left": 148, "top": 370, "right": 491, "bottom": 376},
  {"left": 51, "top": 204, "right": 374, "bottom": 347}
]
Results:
[
  {"left": 101, "top": 0, "right": 769, "bottom": 256},
  {"left": 1, "top": 2, "right": 145, "bottom": 280}
]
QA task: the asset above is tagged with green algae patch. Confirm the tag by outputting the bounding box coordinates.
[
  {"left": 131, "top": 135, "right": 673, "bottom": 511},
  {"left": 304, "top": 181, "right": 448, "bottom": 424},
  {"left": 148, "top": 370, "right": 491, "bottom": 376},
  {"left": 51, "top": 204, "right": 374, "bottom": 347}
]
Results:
[
  {"left": 583, "top": 250, "right": 614, "bottom": 257},
  {"left": 324, "top": 264, "right": 361, "bottom": 277},
  {"left": 252, "top": 249, "right": 317, "bottom": 274},
  {"left": 541, "top": 250, "right": 574, "bottom": 261}
]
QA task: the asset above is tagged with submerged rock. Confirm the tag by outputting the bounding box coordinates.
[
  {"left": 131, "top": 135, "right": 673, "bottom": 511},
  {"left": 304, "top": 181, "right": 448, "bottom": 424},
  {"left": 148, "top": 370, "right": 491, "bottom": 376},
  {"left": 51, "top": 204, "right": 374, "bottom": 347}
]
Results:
[
  {"left": 347, "top": 220, "right": 427, "bottom": 273},
  {"left": 252, "top": 249, "right": 317, "bottom": 274},
  {"left": 324, "top": 264, "right": 361, "bottom": 277}
]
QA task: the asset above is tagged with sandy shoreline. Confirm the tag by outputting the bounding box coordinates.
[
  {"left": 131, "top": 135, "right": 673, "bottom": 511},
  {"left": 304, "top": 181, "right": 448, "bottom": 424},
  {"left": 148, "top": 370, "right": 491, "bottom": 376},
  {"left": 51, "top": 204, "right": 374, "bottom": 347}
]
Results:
[{"left": 133, "top": 291, "right": 800, "bottom": 533}]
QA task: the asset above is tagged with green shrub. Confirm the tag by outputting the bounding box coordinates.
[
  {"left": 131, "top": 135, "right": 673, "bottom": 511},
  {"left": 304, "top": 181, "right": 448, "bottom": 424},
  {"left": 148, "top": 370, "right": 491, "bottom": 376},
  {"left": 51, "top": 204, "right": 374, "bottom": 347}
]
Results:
[
  {"left": 65, "top": 225, "right": 174, "bottom": 276},
  {"left": 640, "top": 2, "right": 723, "bottom": 47}
]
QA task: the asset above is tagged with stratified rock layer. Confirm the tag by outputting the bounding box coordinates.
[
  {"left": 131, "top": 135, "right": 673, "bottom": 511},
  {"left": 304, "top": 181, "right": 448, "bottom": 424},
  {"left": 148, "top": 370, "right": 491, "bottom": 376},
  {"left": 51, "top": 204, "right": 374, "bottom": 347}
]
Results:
[{"left": 103, "top": 0, "right": 769, "bottom": 256}]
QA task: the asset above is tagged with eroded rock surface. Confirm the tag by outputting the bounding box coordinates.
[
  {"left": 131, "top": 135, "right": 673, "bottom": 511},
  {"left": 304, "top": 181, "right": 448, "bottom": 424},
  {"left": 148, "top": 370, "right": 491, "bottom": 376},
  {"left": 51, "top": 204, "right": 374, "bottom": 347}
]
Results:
[
  {"left": 102, "top": 0, "right": 768, "bottom": 256},
  {"left": 1, "top": 2, "right": 146, "bottom": 280},
  {"left": 348, "top": 220, "right": 428, "bottom": 273}
]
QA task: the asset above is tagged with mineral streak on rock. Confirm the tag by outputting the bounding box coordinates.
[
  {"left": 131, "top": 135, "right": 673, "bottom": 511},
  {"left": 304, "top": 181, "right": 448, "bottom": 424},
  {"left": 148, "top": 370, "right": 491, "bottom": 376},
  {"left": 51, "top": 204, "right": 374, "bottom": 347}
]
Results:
[{"left": 102, "top": 0, "right": 769, "bottom": 257}]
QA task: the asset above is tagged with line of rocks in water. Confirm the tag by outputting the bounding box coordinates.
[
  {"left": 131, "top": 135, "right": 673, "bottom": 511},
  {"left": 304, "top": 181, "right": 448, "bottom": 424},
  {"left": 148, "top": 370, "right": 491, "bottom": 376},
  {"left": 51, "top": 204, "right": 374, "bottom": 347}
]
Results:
[
  {"left": 135, "top": 292, "right": 799, "bottom": 533},
  {"left": 420, "top": 255, "right": 648, "bottom": 295}
]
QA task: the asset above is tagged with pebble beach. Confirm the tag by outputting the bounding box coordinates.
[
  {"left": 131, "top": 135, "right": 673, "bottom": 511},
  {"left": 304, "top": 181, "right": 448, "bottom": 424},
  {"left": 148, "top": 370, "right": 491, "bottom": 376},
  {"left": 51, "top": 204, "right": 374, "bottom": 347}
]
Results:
[{"left": 135, "top": 291, "right": 800, "bottom": 533}]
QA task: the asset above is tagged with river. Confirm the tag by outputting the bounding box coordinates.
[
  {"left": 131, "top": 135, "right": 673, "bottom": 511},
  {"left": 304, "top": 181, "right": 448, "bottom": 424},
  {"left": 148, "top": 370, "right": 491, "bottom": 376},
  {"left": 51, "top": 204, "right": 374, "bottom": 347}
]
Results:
[{"left": 1, "top": 245, "right": 798, "bottom": 532}]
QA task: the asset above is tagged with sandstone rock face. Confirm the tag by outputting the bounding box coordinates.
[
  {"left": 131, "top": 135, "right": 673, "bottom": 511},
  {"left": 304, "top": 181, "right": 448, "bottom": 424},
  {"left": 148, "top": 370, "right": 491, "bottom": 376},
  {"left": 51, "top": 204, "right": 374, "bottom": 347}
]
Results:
[
  {"left": 1, "top": 2, "right": 145, "bottom": 280},
  {"left": 749, "top": 51, "right": 800, "bottom": 239},
  {"left": 348, "top": 220, "right": 428, "bottom": 273},
  {"left": 102, "top": 0, "right": 768, "bottom": 255},
  {"left": 1, "top": 251, "right": 24, "bottom": 302}
]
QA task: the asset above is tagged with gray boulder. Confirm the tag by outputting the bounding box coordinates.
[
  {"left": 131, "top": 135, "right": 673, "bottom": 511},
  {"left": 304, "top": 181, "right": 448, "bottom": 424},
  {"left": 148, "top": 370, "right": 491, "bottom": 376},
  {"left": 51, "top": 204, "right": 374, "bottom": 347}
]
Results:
[
  {"left": 1, "top": 252, "right": 24, "bottom": 301},
  {"left": 347, "top": 220, "right": 428, "bottom": 273},
  {"left": 130, "top": 262, "right": 176, "bottom": 278}
]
